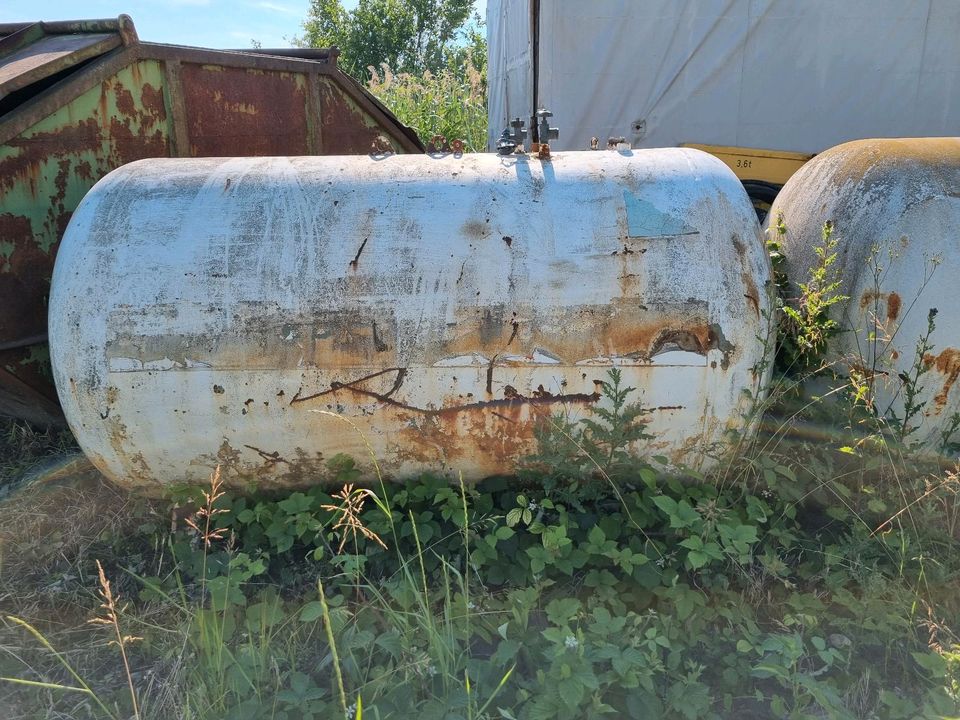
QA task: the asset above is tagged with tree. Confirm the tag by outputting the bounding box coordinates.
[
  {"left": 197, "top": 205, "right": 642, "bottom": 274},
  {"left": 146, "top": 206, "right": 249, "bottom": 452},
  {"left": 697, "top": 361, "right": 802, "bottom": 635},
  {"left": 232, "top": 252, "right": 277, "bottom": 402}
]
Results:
[{"left": 300, "top": 0, "right": 478, "bottom": 80}]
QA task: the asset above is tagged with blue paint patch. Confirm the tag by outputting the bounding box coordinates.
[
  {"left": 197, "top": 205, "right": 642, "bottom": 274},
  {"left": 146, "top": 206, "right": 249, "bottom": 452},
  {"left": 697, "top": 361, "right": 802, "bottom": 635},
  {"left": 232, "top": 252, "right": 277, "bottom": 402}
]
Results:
[{"left": 623, "top": 191, "right": 699, "bottom": 237}]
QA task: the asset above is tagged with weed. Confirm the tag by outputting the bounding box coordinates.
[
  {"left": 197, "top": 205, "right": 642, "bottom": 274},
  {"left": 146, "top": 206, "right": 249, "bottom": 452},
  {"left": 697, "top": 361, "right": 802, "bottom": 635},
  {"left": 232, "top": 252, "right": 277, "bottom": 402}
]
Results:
[
  {"left": 320, "top": 484, "right": 388, "bottom": 554},
  {"left": 776, "top": 218, "right": 847, "bottom": 373}
]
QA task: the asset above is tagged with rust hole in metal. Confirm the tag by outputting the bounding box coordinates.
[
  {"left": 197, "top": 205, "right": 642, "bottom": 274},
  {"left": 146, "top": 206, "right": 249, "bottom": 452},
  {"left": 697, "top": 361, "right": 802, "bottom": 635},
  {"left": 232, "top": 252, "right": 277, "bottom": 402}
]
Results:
[
  {"left": 213, "top": 384, "right": 225, "bottom": 394},
  {"left": 503, "top": 236, "right": 513, "bottom": 247}
]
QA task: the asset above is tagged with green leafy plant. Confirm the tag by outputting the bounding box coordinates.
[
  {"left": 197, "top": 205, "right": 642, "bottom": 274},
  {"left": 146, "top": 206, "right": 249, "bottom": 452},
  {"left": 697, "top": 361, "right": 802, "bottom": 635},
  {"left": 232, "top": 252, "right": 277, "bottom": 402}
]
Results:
[{"left": 777, "top": 218, "right": 848, "bottom": 373}]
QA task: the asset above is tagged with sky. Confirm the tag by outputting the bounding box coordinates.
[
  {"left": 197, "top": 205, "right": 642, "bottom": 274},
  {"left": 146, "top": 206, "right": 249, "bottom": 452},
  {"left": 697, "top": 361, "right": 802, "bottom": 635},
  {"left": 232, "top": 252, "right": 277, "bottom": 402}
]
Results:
[{"left": 3, "top": 0, "right": 485, "bottom": 50}]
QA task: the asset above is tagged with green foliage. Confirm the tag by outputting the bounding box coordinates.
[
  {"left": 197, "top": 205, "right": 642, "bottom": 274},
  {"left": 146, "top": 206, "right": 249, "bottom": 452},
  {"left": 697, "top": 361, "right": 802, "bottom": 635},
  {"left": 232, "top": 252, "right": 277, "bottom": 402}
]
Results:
[
  {"left": 300, "top": 0, "right": 481, "bottom": 80},
  {"left": 299, "top": 0, "right": 488, "bottom": 152},
  {"left": 888, "top": 307, "right": 939, "bottom": 443},
  {"left": 774, "top": 217, "right": 848, "bottom": 373},
  {"left": 4, "top": 377, "right": 960, "bottom": 719},
  {"left": 367, "top": 56, "right": 487, "bottom": 152}
]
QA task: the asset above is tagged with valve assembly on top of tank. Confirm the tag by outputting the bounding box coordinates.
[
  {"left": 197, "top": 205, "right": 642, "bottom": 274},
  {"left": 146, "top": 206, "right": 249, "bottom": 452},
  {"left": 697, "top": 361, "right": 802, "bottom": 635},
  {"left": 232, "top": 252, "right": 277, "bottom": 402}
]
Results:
[
  {"left": 497, "top": 109, "right": 560, "bottom": 157},
  {"left": 497, "top": 117, "right": 528, "bottom": 155}
]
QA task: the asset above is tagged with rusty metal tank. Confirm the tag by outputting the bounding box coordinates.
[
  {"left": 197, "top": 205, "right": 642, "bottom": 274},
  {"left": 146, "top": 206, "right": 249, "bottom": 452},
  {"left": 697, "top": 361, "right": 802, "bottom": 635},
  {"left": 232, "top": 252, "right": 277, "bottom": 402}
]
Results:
[
  {"left": 768, "top": 137, "right": 960, "bottom": 450},
  {"left": 50, "top": 148, "right": 773, "bottom": 489},
  {"left": 0, "top": 15, "right": 422, "bottom": 426}
]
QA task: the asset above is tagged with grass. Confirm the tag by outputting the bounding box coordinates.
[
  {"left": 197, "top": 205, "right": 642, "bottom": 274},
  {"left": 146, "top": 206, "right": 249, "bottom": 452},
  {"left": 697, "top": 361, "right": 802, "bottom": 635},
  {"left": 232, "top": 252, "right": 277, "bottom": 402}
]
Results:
[
  {"left": 0, "top": 366, "right": 958, "bottom": 720},
  {"left": 0, "top": 201, "right": 958, "bottom": 719}
]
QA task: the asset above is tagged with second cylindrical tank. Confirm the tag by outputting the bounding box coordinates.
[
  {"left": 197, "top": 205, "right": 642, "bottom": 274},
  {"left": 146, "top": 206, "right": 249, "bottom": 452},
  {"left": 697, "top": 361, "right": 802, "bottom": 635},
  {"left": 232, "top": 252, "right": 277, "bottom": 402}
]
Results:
[
  {"left": 768, "top": 137, "right": 960, "bottom": 451},
  {"left": 50, "top": 149, "right": 773, "bottom": 490}
]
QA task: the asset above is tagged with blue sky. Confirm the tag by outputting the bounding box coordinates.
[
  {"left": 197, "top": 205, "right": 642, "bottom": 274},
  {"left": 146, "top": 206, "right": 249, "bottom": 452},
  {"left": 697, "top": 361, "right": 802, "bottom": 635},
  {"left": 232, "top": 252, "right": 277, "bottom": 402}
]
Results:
[{"left": 4, "top": 1, "right": 485, "bottom": 50}]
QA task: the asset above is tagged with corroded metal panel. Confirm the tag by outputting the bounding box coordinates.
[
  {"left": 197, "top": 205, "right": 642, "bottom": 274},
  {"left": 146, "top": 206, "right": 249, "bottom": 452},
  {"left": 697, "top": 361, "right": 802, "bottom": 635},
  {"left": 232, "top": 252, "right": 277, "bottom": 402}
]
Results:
[
  {"left": 0, "top": 17, "right": 423, "bottom": 425},
  {"left": 317, "top": 77, "right": 401, "bottom": 154},
  {"left": 50, "top": 149, "right": 773, "bottom": 489},
  {"left": 179, "top": 64, "right": 309, "bottom": 156},
  {"left": 768, "top": 137, "right": 960, "bottom": 449},
  {"left": 1, "top": 59, "right": 170, "bottom": 424},
  {"left": 0, "top": 33, "right": 121, "bottom": 96}
]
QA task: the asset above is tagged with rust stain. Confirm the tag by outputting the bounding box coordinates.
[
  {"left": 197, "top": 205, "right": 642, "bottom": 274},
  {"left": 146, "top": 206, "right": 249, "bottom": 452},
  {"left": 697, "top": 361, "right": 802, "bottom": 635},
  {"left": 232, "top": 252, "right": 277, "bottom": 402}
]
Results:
[
  {"left": 860, "top": 291, "right": 881, "bottom": 309},
  {"left": 180, "top": 65, "right": 309, "bottom": 156},
  {"left": 290, "top": 366, "right": 601, "bottom": 416},
  {"left": 886, "top": 292, "right": 901, "bottom": 322},
  {"left": 389, "top": 399, "right": 546, "bottom": 467},
  {"left": 742, "top": 272, "right": 760, "bottom": 317},
  {"left": 101, "top": 415, "right": 154, "bottom": 488},
  {"left": 0, "top": 118, "right": 101, "bottom": 193},
  {"left": 115, "top": 86, "right": 137, "bottom": 118},
  {"left": 0, "top": 213, "right": 51, "bottom": 343},
  {"left": 108, "top": 117, "right": 169, "bottom": 165},
  {"left": 436, "top": 303, "right": 718, "bottom": 364},
  {"left": 860, "top": 290, "right": 901, "bottom": 324},
  {"left": 317, "top": 78, "right": 398, "bottom": 154},
  {"left": 819, "top": 138, "right": 960, "bottom": 190},
  {"left": 106, "top": 301, "right": 726, "bottom": 382},
  {"left": 75, "top": 160, "right": 94, "bottom": 181},
  {"left": 923, "top": 348, "right": 960, "bottom": 413},
  {"left": 140, "top": 83, "right": 166, "bottom": 118}
]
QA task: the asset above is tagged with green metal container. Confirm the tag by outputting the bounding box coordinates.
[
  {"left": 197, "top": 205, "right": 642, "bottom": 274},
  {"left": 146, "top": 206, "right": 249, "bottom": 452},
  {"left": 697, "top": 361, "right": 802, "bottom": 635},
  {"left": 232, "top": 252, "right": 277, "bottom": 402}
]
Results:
[{"left": 0, "top": 15, "right": 423, "bottom": 424}]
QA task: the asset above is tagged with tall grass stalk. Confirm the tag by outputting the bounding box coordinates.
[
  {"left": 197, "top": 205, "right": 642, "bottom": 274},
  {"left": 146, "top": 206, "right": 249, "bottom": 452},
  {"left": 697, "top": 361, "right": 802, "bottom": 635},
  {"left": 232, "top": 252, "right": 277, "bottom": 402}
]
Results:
[
  {"left": 91, "top": 560, "right": 141, "bottom": 719},
  {"left": 367, "top": 57, "right": 487, "bottom": 152},
  {"left": 318, "top": 576, "right": 349, "bottom": 716},
  {"left": 1, "top": 615, "right": 118, "bottom": 719}
]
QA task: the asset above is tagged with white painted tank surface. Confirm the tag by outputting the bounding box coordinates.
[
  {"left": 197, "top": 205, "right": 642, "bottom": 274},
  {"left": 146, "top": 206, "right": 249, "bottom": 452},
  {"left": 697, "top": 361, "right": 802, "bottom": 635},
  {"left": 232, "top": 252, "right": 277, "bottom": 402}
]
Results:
[
  {"left": 768, "top": 138, "right": 960, "bottom": 450},
  {"left": 50, "top": 149, "right": 772, "bottom": 490}
]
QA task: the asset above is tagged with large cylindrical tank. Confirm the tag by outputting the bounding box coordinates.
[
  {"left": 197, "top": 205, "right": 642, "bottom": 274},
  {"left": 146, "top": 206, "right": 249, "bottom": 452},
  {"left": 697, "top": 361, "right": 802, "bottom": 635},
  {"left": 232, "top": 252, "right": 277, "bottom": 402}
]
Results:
[
  {"left": 768, "top": 138, "right": 960, "bottom": 450},
  {"left": 50, "top": 149, "right": 772, "bottom": 490}
]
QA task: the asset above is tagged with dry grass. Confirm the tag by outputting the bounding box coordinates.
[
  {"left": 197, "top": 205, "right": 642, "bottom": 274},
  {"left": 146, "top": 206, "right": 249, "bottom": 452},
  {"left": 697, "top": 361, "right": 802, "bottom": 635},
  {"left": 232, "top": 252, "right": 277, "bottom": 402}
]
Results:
[
  {"left": 0, "top": 466, "right": 146, "bottom": 618},
  {"left": 0, "top": 439, "right": 164, "bottom": 719},
  {"left": 0, "top": 418, "right": 78, "bottom": 494}
]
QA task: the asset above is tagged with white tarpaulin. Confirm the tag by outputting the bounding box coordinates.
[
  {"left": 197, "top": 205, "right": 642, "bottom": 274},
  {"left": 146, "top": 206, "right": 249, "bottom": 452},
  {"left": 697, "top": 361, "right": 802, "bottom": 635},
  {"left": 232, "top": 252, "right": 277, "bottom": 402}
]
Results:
[{"left": 487, "top": 0, "right": 960, "bottom": 153}]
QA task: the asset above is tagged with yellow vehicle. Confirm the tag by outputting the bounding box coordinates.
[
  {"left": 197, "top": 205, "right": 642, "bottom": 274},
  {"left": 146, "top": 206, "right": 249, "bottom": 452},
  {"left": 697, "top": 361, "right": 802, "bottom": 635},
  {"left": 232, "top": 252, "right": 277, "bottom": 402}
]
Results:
[{"left": 682, "top": 145, "right": 813, "bottom": 220}]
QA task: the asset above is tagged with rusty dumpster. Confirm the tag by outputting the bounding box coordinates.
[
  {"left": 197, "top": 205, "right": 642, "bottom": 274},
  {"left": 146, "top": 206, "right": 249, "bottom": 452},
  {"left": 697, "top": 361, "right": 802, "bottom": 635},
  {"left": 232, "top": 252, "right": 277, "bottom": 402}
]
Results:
[{"left": 0, "top": 15, "right": 423, "bottom": 425}]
